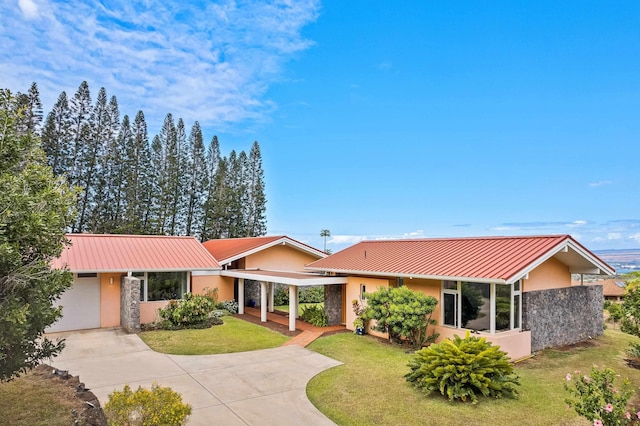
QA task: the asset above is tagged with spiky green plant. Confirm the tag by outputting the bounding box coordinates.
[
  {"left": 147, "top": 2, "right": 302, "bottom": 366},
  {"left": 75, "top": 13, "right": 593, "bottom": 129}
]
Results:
[{"left": 405, "top": 332, "right": 520, "bottom": 404}]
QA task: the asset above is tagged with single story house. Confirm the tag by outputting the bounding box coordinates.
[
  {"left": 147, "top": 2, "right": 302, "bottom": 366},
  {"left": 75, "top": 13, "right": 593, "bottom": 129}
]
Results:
[
  {"left": 50, "top": 233, "right": 614, "bottom": 361},
  {"left": 49, "top": 234, "right": 340, "bottom": 333},
  {"left": 572, "top": 278, "right": 627, "bottom": 302},
  {"left": 306, "top": 234, "right": 614, "bottom": 360},
  {"left": 48, "top": 234, "right": 222, "bottom": 332}
]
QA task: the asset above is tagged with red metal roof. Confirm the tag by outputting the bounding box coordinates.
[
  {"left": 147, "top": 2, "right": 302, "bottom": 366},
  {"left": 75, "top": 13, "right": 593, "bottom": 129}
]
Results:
[
  {"left": 306, "top": 235, "right": 613, "bottom": 283},
  {"left": 202, "top": 235, "right": 325, "bottom": 264},
  {"left": 53, "top": 234, "right": 221, "bottom": 272}
]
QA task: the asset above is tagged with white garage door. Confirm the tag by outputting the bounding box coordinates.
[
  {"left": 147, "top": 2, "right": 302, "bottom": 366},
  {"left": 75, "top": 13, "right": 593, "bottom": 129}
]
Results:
[{"left": 47, "top": 275, "right": 101, "bottom": 332}]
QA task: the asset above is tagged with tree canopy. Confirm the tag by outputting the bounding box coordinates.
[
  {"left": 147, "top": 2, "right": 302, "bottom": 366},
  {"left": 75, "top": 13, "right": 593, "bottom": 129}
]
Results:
[
  {"left": 0, "top": 88, "right": 76, "bottom": 380},
  {"left": 39, "top": 81, "right": 267, "bottom": 240}
]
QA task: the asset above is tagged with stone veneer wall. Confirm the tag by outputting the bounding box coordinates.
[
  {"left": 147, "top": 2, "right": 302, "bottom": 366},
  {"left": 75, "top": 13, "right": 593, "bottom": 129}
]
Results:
[
  {"left": 120, "top": 276, "right": 141, "bottom": 333},
  {"left": 523, "top": 285, "right": 603, "bottom": 352},
  {"left": 324, "top": 284, "right": 343, "bottom": 325}
]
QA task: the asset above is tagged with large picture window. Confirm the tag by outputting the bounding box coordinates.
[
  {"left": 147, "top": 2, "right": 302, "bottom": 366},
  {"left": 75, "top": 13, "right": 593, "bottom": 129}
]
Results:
[
  {"left": 135, "top": 271, "right": 189, "bottom": 302},
  {"left": 442, "top": 280, "right": 522, "bottom": 334}
]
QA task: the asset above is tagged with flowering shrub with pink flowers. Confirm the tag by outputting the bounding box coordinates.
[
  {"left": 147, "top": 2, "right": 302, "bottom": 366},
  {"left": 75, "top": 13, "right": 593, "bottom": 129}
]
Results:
[{"left": 564, "top": 366, "right": 639, "bottom": 425}]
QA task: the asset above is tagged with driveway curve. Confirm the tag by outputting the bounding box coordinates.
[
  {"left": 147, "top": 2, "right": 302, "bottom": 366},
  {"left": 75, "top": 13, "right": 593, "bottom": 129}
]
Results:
[{"left": 50, "top": 328, "right": 341, "bottom": 425}]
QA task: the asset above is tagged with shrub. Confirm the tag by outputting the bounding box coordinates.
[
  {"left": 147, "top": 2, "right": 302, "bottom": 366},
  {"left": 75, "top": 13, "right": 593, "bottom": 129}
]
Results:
[
  {"left": 608, "top": 303, "right": 623, "bottom": 328},
  {"left": 564, "top": 366, "right": 636, "bottom": 426},
  {"left": 158, "top": 293, "right": 215, "bottom": 328},
  {"left": 300, "top": 286, "right": 324, "bottom": 303},
  {"left": 274, "top": 285, "right": 289, "bottom": 305},
  {"left": 104, "top": 383, "right": 191, "bottom": 426},
  {"left": 405, "top": 332, "right": 520, "bottom": 404},
  {"left": 300, "top": 304, "right": 328, "bottom": 327},
  {"left": 202, "top": 287, "right": 219, "bottom": 304},
  {"left": 216, "top": 299, "right": 238, "bottom": 314},
  {"left": 363, "top": 286, "right": 439, "bottom": 348}
]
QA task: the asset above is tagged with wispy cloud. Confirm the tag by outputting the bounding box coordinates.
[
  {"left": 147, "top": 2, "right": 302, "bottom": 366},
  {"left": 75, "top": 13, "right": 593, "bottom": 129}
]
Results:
[
  {"left": 329, "top": 235, "right": 367, "bottom": 245},
  {"left": 18, "top": 0, "right": 38, "bottom": 18},
  {"left": 589, "top": 180, "right": 613, "bottom": 187},
  {"left": 0, "top": 0, "right": 319, "bottom": 130}
]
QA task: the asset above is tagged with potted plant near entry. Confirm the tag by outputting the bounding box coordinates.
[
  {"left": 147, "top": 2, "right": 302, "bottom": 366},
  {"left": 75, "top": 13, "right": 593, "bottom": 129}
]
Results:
[{"left": 353, "top": 317, "right": 365, "bottom": 335}]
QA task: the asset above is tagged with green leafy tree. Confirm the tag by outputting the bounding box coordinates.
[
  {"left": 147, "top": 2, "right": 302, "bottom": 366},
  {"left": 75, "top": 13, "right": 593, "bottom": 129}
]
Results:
[
  {"left": 621, "top": 273, "right": 640, "bottom": 337},
  {"left": 363, "top": 286, "right": 439, "bottom": 348},
  {"left": 0, "top": 89, "right": 76, "bottom": 380},
  {"left": 607, "top": 303, "right": 623, "bottom": 329}
]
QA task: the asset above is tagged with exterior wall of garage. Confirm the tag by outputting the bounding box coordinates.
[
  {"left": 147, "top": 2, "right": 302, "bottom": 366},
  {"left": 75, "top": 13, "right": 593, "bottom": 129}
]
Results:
[{"left": 100, "top": 273, "right": 122, "bottom": 327}]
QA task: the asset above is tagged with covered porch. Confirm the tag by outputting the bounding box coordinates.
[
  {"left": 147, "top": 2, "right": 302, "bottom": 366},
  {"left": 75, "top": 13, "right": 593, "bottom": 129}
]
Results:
[{"left": 221, "top": 269, "right": 348, "bottom": 331}]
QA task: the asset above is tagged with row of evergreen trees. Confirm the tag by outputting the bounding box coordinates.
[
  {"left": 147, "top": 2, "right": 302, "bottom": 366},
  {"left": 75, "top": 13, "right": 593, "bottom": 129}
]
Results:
[{"left": 14, "top": 81, "right": 267, "bottom": 241}]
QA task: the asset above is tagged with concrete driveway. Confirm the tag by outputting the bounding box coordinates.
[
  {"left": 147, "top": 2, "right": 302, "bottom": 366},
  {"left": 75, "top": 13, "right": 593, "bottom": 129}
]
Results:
[{"left": 49, "top": 328, "right": 341, "bottom": 425}]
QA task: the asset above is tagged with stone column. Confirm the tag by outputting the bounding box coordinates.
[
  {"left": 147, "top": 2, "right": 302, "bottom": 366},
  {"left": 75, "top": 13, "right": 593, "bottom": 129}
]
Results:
[
  {"left": 294, "top": 287, "right": 300, "bottom": 318},
  {"left": 260, "top": 281, "right": 267, "bottom": 322},
  {"left": 120, "top": 276, "right": 141, "bottom": 333},
  {"left": 238, "top": 278, "right": 245, "bottom": 314},
  {"left": 289, "top": 285, "right": 297, "bottom": 331},
  {"left": 324, "top": 284, "right": 343, "bottom": 325}
]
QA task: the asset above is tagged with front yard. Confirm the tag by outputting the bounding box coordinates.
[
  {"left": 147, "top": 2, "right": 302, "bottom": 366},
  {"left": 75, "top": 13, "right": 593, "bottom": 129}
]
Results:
[
  {"left": 139, "top": 316, "right": 290, "bottom": 354},
  {"left": 307, "top": 329, "right": 640, "bottom": 426}
]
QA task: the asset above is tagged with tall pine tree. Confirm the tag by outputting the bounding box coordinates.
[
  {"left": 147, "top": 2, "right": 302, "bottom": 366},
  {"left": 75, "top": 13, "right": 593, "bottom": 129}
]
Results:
[{"left": 41, "top": 91, "right": 72, "bottom": 177}]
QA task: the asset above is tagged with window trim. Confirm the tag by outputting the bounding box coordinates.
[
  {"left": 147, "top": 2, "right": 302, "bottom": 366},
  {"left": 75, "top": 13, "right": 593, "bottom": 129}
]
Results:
[
  {"left": 133, "top": 271, "right": 191, "bottom": 302},
  {"left": 441, "top": 279, "right": 522, "bottom": 334}
]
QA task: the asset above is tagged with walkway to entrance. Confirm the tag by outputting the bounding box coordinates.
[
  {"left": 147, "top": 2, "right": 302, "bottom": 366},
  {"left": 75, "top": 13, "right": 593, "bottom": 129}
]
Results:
[{"left": 243, "top": 307, "right": 346, "bottom": 347}]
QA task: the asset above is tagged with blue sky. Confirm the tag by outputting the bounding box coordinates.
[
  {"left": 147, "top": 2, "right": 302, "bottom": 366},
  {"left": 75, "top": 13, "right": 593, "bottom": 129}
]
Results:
[{"left": 1, "top": 0, "right": 639, "bottom": 252}]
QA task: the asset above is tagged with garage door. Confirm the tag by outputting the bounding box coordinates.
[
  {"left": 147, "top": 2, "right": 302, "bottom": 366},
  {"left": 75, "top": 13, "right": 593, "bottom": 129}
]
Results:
[{"left": 47, "top": 275, "right": 101, "bottom": 332}]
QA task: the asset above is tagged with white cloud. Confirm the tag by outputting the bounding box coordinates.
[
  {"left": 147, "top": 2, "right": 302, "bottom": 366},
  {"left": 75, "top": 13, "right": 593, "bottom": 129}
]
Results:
[
  {"left": 629, "top": 233, "right": 640, "bottom": 244},
  {"left": 589, "top": 180, "right": 613, "bottom": 187},
  {"left": 329, "top": 235, "right": 366, "bottom": 245},
  {"left": 567, "top": 220, "right": 587, "bottom": 228},
  {"left": 0, "top": 0, "right": 320, "bottom": 131},
  {"left": 18, "top": 0, "right": 38, "bottom": 19},
  {"left": 607, "top": 233, "right": 622, "bottom": 240},
  {"left": 402, "top": 230, "right": 425, "bottom": 238}
]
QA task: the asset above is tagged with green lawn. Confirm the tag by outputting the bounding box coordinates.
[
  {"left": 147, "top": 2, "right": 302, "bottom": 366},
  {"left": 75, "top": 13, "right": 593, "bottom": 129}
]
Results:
[
  {"left": 274, "top": 302, "right": 323, "bottom": 316},
  {"left": 307, "top": 329, "right": 640, "bottom": 426},
  {"left": 139, "top": 316, "right": 290, "bottom": 355}
]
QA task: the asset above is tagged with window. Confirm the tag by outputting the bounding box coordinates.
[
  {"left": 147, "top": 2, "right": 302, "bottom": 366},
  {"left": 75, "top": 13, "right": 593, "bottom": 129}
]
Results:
[
  {"left": 442, "top": 280, "right": 522, "bottom": 334},
  {"left": 360, "top": 284, "right": 367, "bottom": 300},
  {"left": 136, "top": 271, "right": 189, "bottom": 302},
  {"left": 397, "top": 277, "right": 404, "bottom": 287},
  {"left": 77, "top": 273, "right": 98, "bottom": 278}
]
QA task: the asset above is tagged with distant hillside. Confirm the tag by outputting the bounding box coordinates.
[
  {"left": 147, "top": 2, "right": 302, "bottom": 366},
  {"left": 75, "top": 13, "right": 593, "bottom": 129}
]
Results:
[{"left": 594, "top": 249, "right": 640, "bottom": 274}]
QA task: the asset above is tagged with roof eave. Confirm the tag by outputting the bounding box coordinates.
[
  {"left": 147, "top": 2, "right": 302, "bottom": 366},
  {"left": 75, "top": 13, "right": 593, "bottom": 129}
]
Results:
[
  {"left": 304, "top": 267, "right": 507, "bottom": 284},
  {"left": 506, "top": 237, "right": 616, "bottom": 283}
]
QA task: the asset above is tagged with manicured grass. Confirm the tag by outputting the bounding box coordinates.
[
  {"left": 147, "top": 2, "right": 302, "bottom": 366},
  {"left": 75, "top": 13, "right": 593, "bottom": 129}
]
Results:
[
  {"left": 139, "top": 316, "right": 290, "bottom": 355},
  {"left": 307, "top": 329, "right": 640, "bottom": 426},
  {"left": 274, "top": 302, "right": 324, "bottom": 316},
  {"left": 0, "top": 368, "right": 78, "bottom": 426}
]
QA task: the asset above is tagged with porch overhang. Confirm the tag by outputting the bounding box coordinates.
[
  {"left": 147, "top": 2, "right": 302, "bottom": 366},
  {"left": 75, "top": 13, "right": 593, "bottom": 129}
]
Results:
[
  {"left": 222, "top": 269, "right": 347, "bottom": 332},
  {"left": 220, "top": 269, "right": 348, "bottom": 286}
]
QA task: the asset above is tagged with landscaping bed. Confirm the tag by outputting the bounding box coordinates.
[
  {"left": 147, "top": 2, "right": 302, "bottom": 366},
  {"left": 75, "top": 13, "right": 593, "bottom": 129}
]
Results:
[{"left": 0, "top": 364, "right": 107, "bottom": 426}]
